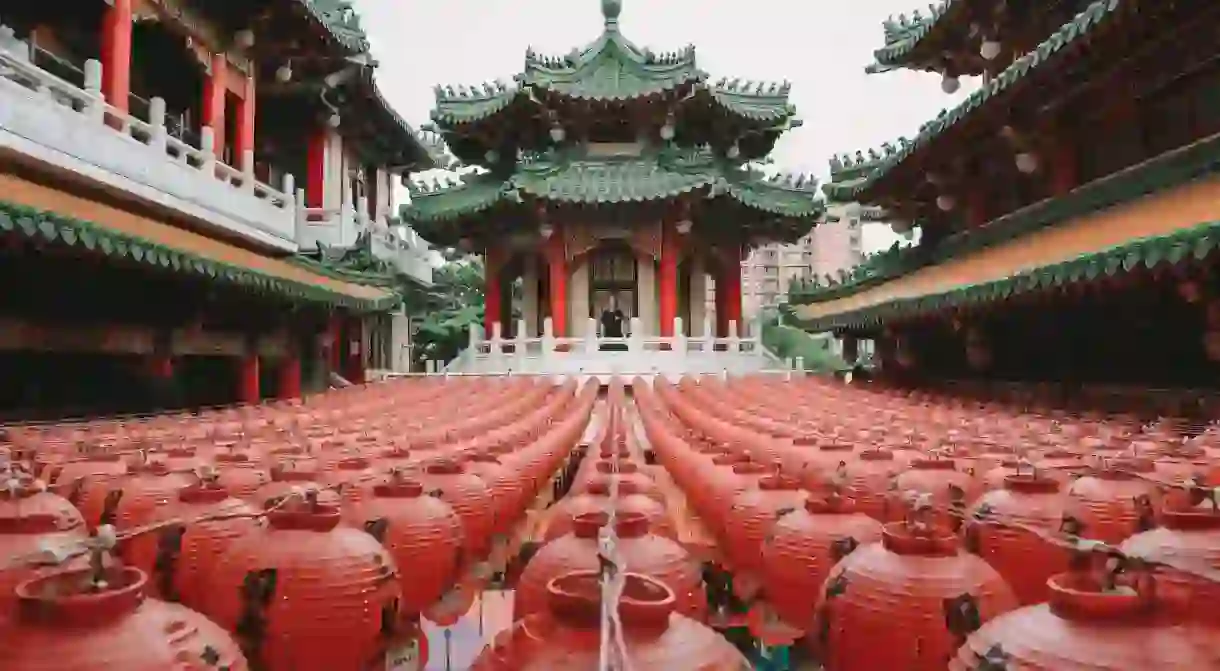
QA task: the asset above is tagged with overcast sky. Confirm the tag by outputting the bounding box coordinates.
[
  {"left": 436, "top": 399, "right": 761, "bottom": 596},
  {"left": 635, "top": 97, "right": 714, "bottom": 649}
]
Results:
[{"left": 353, "top": 0, "right": 978, "bottom": 253}]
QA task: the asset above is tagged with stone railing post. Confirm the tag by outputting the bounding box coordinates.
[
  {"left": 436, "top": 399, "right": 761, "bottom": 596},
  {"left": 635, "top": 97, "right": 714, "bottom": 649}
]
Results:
[
  {"left": 794, "top": 356, "right": 805, "bottom": 376},
  {"left": 147, "top": 96, "right": 167, "bottom": 152},
  {"left": 728, "top": 319, "right": 740, "bottom": 353},
  {"left": 673, "top": 317, "right": 686, "bottom": 358},
  {"left": 241, "top": 150, "right": 256, "bottom": 193},
  {"left": 542, "top": 317, "right": 555, "bottom": 354},
  {"left": 199, "top": 126, "right": 217, "bottom": 174},
  {"left": 584, "top": 317, "right": 598, "bottom": 353},
  {"left": 82, "top": 59, "right": 105, "bottom": 124},
  {"left": 626, "top": 317, "right": 641, "bottom": 353}
]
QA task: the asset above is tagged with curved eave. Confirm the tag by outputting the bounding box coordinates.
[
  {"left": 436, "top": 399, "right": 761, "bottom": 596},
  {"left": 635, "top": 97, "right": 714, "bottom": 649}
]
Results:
[
  {"left": 719, "top": 179, "right": 824, "bottom": 220},
  {"left": 293, "top": 0, "right": 372, "bottom": 55},
  {"left": 702, "top": 87, "right": 794, "bottom": 124},
  {"left": 349, "top": 72, "right": 435, "bottom": 170},
  {"left": 432, "top": 89, "right": 522, "bottom": 126},
  {"left": 870, "top": 1, "right": 957, "bottom": 71},
  {"left": 523, "top": 64, "right": 706, "bottom": 102},
  {"left": 852, "top": 0, "right": 1123, "bottom": 202}
]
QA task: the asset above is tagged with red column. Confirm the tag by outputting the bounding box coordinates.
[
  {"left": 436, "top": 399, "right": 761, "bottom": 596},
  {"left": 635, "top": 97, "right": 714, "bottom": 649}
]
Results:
[
  {"left": 346, "top": 317, "right": 366, "bottom": 384},
  {"left": 484, "top": 247, "right": 504, "bottom": 338},
  {"left": 237, "top": 355, "right": 260, "bottom": 404},
  {"left": 965, "top": 189, "right": 988, "bottom": 228},
  {"left": 202, "top": 53, "right": 228, "bottom": 157},
  {"left": 326, "top": 314, "right": 343, "bottom": 373},
  {"left": 721, "top": 247, "right": 743, "bottom": 334},
  {"left": 306, "top": 128, "right": 329, "bottom": 207},
  {"left": 233, "top": 72, "right": 257, "bottom": 168},
  {"left": 100, "top": 0, "right": 133, "bottom": 112},
  {"left": 147, "top": 355, "right": 173, "bottom": 379},
  {"left": 658, "top": 222, "right": 679, "bottom": 338},
  {"left": 544, "top": 230, "right": 567, "bottom": 337},
  {"left": 278, "top": 355, "right": 302, "bottom": 399}
]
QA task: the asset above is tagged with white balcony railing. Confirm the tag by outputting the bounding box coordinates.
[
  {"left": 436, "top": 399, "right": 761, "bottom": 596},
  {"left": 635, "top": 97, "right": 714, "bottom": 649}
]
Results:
[
  {"left": 0, "top": 39, "right": 298, "bottom": 250},
  {"left": 429, "top": 316, "right": 794, "bottom": 382},
  {"left": 0, "top": 30, "right": 432, "bottom": 284}
]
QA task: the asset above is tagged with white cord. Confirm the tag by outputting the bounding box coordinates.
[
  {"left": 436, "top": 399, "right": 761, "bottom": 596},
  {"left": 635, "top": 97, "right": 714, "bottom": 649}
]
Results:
[{"left": 597, "top": 406, "right": 633, "bottom": 671}]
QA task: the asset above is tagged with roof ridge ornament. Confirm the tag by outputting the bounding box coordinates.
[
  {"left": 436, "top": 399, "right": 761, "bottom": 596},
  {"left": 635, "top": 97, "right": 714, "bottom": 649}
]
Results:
[{"left": 602, "top": 0, "right": 622, "bottom": 29}]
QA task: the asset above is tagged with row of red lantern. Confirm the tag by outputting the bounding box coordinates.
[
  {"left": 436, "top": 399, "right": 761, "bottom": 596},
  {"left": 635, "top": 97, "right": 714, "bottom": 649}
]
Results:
[
  {"left": 641, "top": 375, "right": 1220, "bottom": 671},
  {"left": 474, "top": 379, "right": 751, "bottom": 669},
  {"left": 0, "top": 377, "right": 603, "bottom": 670}
]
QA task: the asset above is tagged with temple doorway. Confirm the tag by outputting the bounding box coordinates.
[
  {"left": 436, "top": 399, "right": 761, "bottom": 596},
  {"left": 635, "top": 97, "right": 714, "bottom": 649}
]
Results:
[{"left": 588, "top": 243, "right": 636, "bottom": 344}]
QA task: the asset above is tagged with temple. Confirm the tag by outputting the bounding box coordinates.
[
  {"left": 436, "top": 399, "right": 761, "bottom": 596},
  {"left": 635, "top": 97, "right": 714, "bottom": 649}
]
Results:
[
  {"left": 0, "top": 0, "right": 434, "bottom": 418},
  {"left": 790, "top": 0, "right": 1220, "bottom": 406},
  {"left": 402, "top": 0, "right": 824, "bottom": 375}
]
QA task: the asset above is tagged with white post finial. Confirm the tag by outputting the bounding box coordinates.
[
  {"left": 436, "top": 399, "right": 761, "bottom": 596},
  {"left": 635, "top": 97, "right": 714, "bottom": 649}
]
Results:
[
  {"left": 147, "top": 97, "right": 167, "bottom": 150},
  {"left": 585, "top": 317, "right": 598, "bottom": 353}
]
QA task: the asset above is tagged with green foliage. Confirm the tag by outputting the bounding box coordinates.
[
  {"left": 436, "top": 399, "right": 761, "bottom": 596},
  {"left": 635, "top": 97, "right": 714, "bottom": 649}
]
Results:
[
  {"left": 761, "top": 322, "right": 852, "bottom": 374},
  {"left": 401, "top": 259, "right": 486, "bottom": 366}
]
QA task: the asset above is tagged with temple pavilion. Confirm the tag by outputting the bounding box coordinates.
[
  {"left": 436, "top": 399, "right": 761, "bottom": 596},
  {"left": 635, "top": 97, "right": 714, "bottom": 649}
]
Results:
[
  {"left": 401, "top": 0, "right": 825, "bottom": 342},
  {"left": 789, "top": 0, "right": 1220, "bottom": 413}
]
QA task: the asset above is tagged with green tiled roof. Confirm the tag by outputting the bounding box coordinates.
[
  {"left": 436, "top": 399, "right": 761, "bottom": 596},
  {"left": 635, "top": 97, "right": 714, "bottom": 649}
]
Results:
[
  {"left": 823, "top": 139, "right": 911, "bottom": 201},
  {"left": 0, "top": 202, "right": 399, "bottom": 312},
  {"left": 848, "top": 0, "right": 1124, "bottom": 202},
  {"left": 428, "top": 3, "right": 794, "bottom": 128},
  {"left": 791, "top": 218, "right": 1220, "bottom": 333},
  {"left": 401, "top": 146, "right": 824, "bottom": 237},
  {"left": 296, "top": 0, "right": 372, "bottom": 55},
  {"left": 867, "top": 3, "right": 952, "bottom": 73}
]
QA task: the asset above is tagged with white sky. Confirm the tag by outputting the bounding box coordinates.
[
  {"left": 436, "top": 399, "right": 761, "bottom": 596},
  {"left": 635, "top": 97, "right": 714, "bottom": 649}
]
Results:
[{"left": 352, "top": 0, "right": 978, "bottom": 254}]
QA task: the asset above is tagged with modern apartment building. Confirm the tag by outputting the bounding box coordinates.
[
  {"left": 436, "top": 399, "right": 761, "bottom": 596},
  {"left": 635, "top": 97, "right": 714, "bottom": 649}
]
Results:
[{"left": 707, "top": 200, "right": 870, "bottom": 323}]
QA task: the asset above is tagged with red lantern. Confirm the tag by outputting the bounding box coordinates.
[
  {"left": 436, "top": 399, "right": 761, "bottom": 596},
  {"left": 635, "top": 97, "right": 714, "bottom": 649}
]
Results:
[
  {"left": 418, "top": 459, "right": 494, "bottom": 560},
  {"left": 760, "top": 494, "right": 883, "bottom": 629},
  {"left": 544, "top": 478, "right": 675, "bottom": 541},
  {"left": 344, "top": 476, "right": 464, "bottom": 617},
  {"left": 817, "top": 522, "right": 1018, "bottom": 671},
  {"left": 211, "top": 452, "right": 271, "bottom": 501},
  {"left": 472, "top": 571, "right": 749, "bottom": 670},
  {"left": 1065, "top": 463, "right": 1161, "bottom": 544},
  {"left": 964, "top": 475, "right": 1071, "bottom": 605},
  {"left": 724, "top": 474, "right": 807, "bottom": 576},
  {"left": 1120, "top": 507, "right": 1220, "bottom": 626},
  {"left": 0, "top": 566, "right": 248, "bottom": 670},
  {"left": 516, "top": 511, "right": 705, "bottom": 622},
  {"left": 0, "top": 478, "right": 89, "bottom": 625},
  {"left": 120, "top": 481, "right": 260, "bottom": 608},
  {"left": 886, "top": 457, "right": 980, "bottom": 527},
  {"left": 203, "top": 500, "right": 402, "bottom": 671},
  {"left": 949, "top": 572, "right": 1220, "bottom": 670},
  {"left": 75, "top": 461, "right": 192, "bottom": 530}
]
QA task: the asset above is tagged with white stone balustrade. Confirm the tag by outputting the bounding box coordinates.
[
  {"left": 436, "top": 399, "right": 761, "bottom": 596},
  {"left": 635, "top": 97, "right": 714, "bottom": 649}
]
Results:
[
  {"left": 0, "top": 44, "right": 297, "bottom": 250},
  {"left": 433, "top": 315, "right": 794, "bottom": 382}
]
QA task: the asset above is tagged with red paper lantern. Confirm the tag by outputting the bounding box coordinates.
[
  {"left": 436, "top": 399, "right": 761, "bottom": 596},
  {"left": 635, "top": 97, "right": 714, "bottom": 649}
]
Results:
[
  {"left": 0, "top": 566, "right": 248, "bottom": 670},
  {"left": 418, "top": 459, "right": 494, "bottom": 560},
  {"left": 473, "top": 571, "right": 749, "bottom": 670},
  {"left": 817, "top": 522, "right": 1018, "bottom": 671},
  {"left": 949, "top": 572, "right": 1220, "bottom": 670},
  {"left": 0, "top": 478, "right": 89, "bottom": 625},
  {"left": 344, "top": 476, "right": 464, "bottom": 617},
  {"left": 516, "top": 511, "right": 705, "bottom": 622},
  {"left": 1120, "top": 507, "right": 1220, "bottom": 626},
  {"left": 1065, "top": 462, "right": 1161, "bottom": 544},
  {"left": 963, "top": 475, "right": 1071, "bottom": 605},
  {"left": 203, "top": 501, "right": 403, "bottom": 671},
  {"left": 760, "top": 494, "right": 883, "bottom": 629}
]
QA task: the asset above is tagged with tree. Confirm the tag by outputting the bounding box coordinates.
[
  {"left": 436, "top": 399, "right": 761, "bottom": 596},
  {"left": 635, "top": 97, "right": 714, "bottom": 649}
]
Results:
[{"left": 401, "top": 258, "right": 486, "bottom": 367}]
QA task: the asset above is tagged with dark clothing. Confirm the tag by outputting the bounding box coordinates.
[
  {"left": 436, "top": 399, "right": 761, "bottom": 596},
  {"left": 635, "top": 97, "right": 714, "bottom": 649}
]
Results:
[{"left": 600, "top": 309, "right": 626, "bottom": 338}]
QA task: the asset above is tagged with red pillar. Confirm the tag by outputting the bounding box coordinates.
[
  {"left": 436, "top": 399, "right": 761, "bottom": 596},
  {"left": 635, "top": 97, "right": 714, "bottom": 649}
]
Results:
[
  {"left": 147, "top": 355, "right": 173, "bottom": 379},
  {"left": 233, "top": 72, "right": 256, "bottom": 168},
  {"left": 346, "top": 317, "right": 365, "bottom": 384},
  {"left": 278, "top": 355, "right": 302, "bottom": 399},
  {"left": 237, "top": 355, "right": 260, "bottom": 404},
  {"left": 658, "top": 222, "right": 680, "bottom": 338},
  {"left": 202, "top": 53, "right": 228, "bottom": 157},
  {"left": 326, "top": 313, "right": 343, "bottom": 373},
  {"left": 484, "top": 247, "right": 504, "bottom": 338},
  {"left": 306, "top": 128, "right": 329, "bottom": 207},
  {"left": 544, "top": 230, "right": 567, "bottom": 337},
  {"left": 719, "top": 246, "right": 743, "bottom": 335},
  {"left": 100, "top": 0, "right": 133, "bottom": 112}
]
